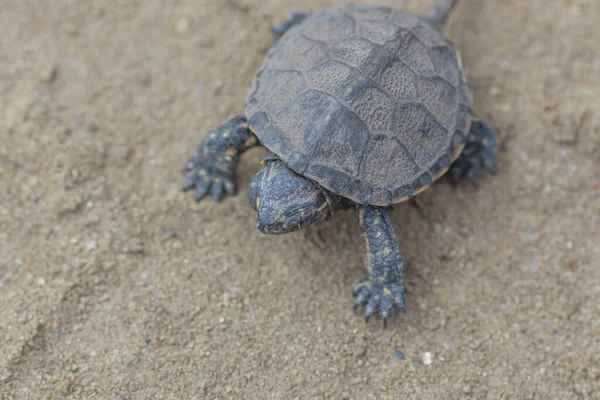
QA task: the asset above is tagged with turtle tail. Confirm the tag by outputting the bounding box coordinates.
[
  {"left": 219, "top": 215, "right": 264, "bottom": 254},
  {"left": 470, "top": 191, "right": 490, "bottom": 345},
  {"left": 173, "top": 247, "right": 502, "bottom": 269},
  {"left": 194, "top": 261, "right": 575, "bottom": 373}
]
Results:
[{"left": 422, "top": 0, "right": 460, "bottom": 30}]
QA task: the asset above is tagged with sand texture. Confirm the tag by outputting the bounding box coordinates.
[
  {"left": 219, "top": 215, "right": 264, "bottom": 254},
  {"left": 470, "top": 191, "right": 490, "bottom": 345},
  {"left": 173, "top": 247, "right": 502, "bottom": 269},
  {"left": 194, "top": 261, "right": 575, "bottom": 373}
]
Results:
[{"left": 1, "top": 0, "right": 599, "bottom": 398}]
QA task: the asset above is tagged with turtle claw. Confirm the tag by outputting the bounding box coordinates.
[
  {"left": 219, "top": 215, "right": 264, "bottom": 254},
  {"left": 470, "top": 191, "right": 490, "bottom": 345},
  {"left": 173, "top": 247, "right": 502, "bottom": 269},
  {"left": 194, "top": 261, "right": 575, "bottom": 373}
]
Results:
[
  {"left": 182, "top": 155, "right": 236, "bottom": 202},
  {"left": 451, "top": 119, "right": 499, "bottom": 185},
  {"left": 353, "top": 287, "right": 369, "bottom": 310},
  {"left": 353, "top": 276, "right": 406, "bottom": 327},
  {"left": 193, "top": 176, "right": 211, "bottom": 201}
]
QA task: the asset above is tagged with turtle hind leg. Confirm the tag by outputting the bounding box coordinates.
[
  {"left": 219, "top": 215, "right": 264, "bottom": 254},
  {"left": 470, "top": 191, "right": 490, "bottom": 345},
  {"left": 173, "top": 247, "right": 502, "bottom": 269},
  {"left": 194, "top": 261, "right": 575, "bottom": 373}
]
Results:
[
  {"left": 271, "top": 11, "right": 311, "bottom": 38},
  {"left": 451, "top": 119, "right": 500, "bottom": 185}
]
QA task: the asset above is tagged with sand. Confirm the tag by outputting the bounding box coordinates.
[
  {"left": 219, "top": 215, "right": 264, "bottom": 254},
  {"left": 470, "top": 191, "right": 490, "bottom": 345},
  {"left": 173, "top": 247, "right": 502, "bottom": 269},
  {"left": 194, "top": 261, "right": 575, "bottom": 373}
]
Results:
[{"left": 1, "top": 0, "right": 599, "bottom": 398}]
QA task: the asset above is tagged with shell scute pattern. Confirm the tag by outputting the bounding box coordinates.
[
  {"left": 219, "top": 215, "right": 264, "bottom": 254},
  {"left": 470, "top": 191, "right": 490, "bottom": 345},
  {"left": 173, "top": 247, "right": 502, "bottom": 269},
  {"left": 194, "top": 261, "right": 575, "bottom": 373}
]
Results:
[
  {"left": 330, "top": 37, "right": 373, "bottom": 70},
  {"left": 388, "top": 8, "right": 421, "bottom": 30},
  {"left": 358, "top": 20, "right": 404, "bottom": 50},
  {"left": 305, "top": 60, "right": 395, "bottom": 136},
  {"left": 358, "top": 43, "right": 395, "bottom": 82},
  {"left": 396, "top": 34, "right": 437, "bottom": 77},
  {"left": 351, "top": 86, "right": 395, "bottom": 136},
  {"left": 412, "top": 172, "right": 433, "bottom": 193},
  {"left": 306, "top": 164, "right": 351, "bottom": 195},
  {"left": 275, "top": 89, "right": 370, "bottom": 177},
  {"left": 252, "top": 68, "right": 308, "bottom": 117},
  {"left": 300, "top": 11, "right": 356, "bottom": 45},
  {"left": 268, "top": 33, "right": 330, "bottom": 72},
  {"left": 409, "top": 21, "right": 449, "bottom": 48},
  {"left": 393, "top": 103, "right": 448, "bottom": 170},
  {"left": 417, "top": 77, "right": 459, "bottom": 129},
  {"left": 412, "top": 113, "right": 451, "bottom": 166},
  {"left": 456, "top": 104, "right": 471, "bottom": 134},
  {"left": 430, "top": 45, "right": 461, "bottom": 86},
  {"left": 430, "top": 153, "right": 452, "bottom": 179},
  {"left": 359, "top": 135, "right": 420, "bottom": 191},
  {"left": 345, "top": 4, "right": 393, "bottom": 22},
  {"left": 246, "top": 5, "right": 471, "bottom": 205},
  {"left": 379, "top": 59, "right": 419, "bottom": 102}
]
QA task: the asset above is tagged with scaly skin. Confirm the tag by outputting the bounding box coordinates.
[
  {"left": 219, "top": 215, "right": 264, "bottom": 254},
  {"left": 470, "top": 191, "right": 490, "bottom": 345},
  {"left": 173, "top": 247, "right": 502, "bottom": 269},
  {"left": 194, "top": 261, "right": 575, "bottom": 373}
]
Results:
[
  {"left": 353, "top": 206, "right": 406, "bottom": 327},
  {"left": 451, "top": 119, "right": 500, "bottom": 184},
  {"left": 182, "top": 116, "right": 259, "bottom": 201}
]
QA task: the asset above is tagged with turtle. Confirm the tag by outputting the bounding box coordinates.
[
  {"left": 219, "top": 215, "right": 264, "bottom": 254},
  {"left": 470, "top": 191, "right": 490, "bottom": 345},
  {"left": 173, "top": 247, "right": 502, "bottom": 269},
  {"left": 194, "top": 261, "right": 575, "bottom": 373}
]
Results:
[{"left": 181, "top": 0, "right": 499, "bottom": 326}]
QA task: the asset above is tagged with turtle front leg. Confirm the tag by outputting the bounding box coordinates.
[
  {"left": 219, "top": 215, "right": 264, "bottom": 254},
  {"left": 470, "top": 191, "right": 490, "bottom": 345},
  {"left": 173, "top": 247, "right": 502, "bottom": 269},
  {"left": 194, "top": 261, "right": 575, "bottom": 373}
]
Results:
[
  {"left": 182, "top": 116, "right": 259, "bottom": 201},
  {"left": 451, "top": 119, "right": 500, "bottom": 184},
  {"left": 271, "top": 11, "right": 311, "bottom": 38},
  {"left": 353, "top": 206, "right": 406, "bottom": 327}
]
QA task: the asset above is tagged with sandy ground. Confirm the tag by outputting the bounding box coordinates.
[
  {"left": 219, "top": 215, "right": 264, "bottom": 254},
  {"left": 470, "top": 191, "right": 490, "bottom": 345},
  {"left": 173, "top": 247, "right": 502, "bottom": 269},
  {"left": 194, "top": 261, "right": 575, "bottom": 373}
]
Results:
[{"left": 1, "top": 0, "right": 599, "bottom": 398}]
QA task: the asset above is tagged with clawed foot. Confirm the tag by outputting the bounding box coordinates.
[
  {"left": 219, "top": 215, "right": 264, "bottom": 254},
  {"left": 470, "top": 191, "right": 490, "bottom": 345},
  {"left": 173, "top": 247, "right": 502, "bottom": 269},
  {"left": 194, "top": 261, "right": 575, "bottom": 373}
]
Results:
[
  {"left": 353, "top": 276, "right": 406, "bottom": 327},
  {"left": 451, "top": 120, "right": 500, "bottom": 184},
  {"left": 182, "top": 116, "right": 255, "bottom": 201},
  {"left": 182, "top": 156, "right": 236, "bottom": 201}
]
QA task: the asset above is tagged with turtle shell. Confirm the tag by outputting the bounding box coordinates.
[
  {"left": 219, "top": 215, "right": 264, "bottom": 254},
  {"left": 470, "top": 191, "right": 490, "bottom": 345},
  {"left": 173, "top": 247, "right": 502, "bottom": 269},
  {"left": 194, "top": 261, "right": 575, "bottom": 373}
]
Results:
[{"left": 245, "top": 4, "right": 472, "bottom": 206}]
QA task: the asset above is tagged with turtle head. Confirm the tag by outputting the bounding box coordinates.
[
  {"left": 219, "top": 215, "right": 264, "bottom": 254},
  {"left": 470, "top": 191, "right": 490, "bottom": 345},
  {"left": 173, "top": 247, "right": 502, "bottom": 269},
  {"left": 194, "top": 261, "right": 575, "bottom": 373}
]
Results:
[{"left": 249, "top": 157, "right": 332, "bottom": 234}]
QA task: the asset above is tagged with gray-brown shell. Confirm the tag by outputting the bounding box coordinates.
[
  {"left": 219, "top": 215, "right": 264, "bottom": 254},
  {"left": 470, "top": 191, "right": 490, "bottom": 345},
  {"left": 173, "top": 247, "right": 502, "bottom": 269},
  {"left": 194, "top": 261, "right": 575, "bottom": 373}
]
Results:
[{"left": 245, "top": 4, "right": 472, "bottom": 206}]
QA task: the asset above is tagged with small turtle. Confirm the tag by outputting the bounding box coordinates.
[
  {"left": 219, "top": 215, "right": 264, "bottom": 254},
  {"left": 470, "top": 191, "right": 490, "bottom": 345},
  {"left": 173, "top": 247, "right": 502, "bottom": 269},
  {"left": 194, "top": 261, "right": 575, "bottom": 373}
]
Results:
[{"left": 182, "top": 0, "right": 499, "bottom": 325}]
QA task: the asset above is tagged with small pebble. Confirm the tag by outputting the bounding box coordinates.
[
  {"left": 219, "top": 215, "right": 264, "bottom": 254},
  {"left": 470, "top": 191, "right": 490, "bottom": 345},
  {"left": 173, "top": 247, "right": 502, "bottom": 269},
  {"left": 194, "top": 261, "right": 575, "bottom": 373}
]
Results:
[
  {"left": 39, "top": 62, "right": 58, "bottom": 83},
  {"left": 525, "top": 228, "right": 536, "bottom": 239},
  {"left": 176, "top": 18, "right": 189, "bottom": 34},
  {"left": 529, "top": 263, "right": 539, "bottom": 272},
  {"left": 422, "top": 352, "right": 432, "bottom": 365},
  {"left": 86, "top": 241, "right": 97, "bottom": 252}
]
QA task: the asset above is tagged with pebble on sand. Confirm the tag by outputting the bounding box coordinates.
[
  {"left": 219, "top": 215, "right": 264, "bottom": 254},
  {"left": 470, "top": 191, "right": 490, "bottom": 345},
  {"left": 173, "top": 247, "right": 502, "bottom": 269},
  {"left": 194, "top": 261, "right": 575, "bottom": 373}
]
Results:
[
  {"left": 39, "top": 62, "right": 58, "bottom": 83},
  {"left": 423, "top": 352, "right": 433, "bottom": 365}
]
